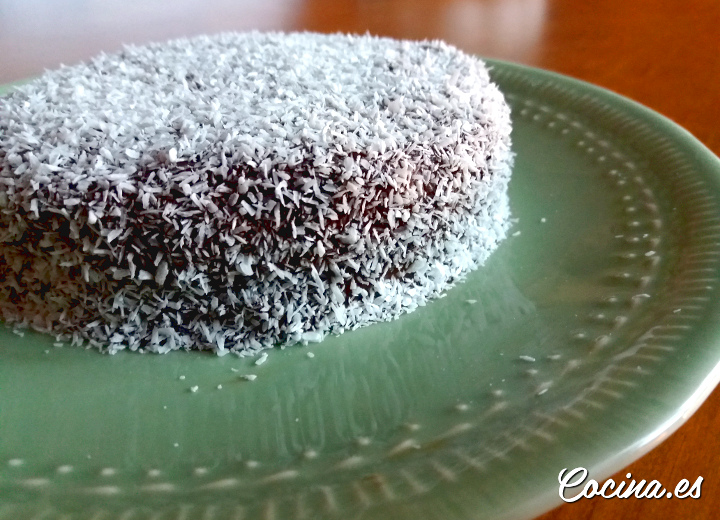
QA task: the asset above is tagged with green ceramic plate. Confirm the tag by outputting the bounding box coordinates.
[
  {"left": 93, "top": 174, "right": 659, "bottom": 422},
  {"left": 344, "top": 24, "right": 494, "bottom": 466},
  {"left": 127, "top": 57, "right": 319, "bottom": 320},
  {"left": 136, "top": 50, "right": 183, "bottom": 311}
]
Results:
[{"left": 2, "top": 60, "right": 720, "bottom": 520}]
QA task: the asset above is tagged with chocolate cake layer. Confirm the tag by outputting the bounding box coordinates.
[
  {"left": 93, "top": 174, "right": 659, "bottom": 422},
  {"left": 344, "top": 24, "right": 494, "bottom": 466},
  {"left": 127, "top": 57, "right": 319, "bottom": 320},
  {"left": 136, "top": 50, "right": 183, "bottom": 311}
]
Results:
[{"left": 0, "top": 32, "right": 513, "bottom": 354}]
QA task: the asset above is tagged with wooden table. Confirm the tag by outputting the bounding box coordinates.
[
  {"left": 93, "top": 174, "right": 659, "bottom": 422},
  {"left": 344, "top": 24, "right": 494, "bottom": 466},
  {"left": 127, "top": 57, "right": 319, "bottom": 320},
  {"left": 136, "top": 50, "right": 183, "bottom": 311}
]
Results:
[{"left": 1, "top": 1, "right": 718, "bottom": 518}]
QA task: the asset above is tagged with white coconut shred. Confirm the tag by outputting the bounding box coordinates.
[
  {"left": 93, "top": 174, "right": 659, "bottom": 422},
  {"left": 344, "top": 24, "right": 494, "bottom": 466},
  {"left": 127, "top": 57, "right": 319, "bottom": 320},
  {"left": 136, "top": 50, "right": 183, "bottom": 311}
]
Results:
[{"left": 0, "top": 31, "right": 513, "bottom": 355}]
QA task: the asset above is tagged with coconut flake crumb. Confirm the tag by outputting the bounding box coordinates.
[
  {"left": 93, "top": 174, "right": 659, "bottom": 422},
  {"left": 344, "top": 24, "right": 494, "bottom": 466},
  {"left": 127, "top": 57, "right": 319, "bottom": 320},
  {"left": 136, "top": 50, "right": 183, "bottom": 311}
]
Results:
[
  {"left": 242, "top": 374, "right": 257, "bottom": 381},
  {"left": 189, "top": 385, "right": 199, "bottom": 393},
  {"left": 519, "top": 355, "right": 536, "bottom": 362}
]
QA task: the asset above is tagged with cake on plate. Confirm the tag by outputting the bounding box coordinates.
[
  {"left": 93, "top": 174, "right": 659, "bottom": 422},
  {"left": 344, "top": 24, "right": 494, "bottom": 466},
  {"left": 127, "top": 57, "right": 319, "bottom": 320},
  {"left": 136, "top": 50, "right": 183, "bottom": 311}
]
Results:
[{"left": 0, "top": 32, "right": 513, "bottom": 354}]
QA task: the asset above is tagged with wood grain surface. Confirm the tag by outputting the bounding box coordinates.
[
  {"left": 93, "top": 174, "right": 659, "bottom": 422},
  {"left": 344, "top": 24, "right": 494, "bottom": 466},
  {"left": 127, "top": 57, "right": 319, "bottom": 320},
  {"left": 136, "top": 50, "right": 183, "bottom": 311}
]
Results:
[{"left": 1, "top": 1, "right": 718, "bottom": 518}]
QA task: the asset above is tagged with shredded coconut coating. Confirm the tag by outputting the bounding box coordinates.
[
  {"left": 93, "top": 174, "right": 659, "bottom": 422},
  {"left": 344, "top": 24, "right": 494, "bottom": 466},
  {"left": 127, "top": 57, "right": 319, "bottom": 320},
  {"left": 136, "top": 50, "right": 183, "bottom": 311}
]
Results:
[{"left": 0, "top": 32, "right": 513, "bottom": 354}]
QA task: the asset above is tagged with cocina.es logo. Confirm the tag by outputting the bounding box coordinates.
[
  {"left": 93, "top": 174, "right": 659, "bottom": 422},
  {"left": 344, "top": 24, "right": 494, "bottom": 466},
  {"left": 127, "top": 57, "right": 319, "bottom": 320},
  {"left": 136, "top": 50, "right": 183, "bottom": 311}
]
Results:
[{"left": 558, "top": 467, "right": 703, "bottom": 502}]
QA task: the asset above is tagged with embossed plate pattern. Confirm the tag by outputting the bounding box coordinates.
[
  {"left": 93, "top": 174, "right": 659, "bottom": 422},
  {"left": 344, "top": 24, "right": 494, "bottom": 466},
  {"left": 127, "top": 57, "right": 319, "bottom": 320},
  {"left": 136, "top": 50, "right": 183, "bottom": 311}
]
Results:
[{"left": 2, "top": 60, "right": 720, "bottom": 520}]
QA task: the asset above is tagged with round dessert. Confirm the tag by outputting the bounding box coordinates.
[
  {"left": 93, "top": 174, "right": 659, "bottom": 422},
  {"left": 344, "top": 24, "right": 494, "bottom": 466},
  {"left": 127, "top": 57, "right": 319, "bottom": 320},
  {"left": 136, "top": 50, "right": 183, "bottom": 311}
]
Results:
[{"left": 0, "top": 32, "right": 513, "bottom": 354}]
